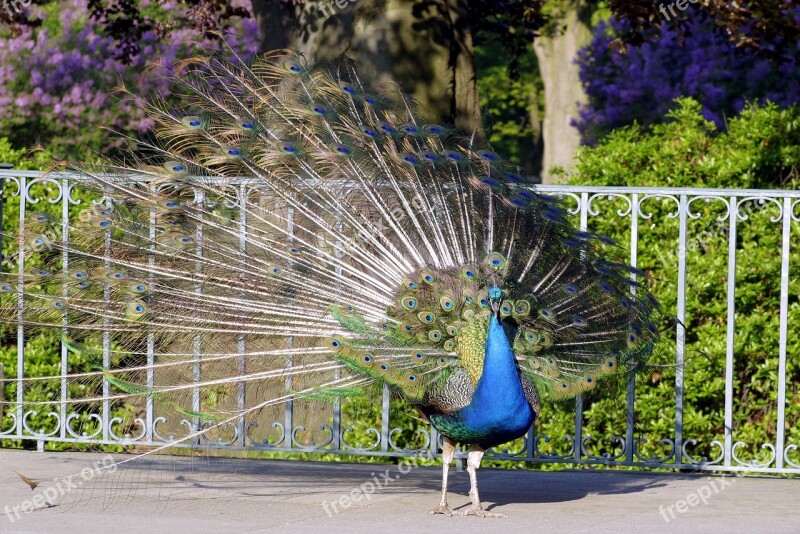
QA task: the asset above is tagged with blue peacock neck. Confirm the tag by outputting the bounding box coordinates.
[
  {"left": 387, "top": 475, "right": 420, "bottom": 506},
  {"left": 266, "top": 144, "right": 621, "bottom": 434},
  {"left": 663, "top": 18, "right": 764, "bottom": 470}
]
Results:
[{"left": 473, "top": 314, "right": 525, "bottom": 405}]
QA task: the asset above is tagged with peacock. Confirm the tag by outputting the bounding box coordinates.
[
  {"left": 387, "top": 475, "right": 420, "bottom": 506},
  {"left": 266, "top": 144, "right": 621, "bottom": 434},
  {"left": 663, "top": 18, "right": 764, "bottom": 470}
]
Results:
[{"left": 0, "top": 48, "right": 661, "bottom": 517}]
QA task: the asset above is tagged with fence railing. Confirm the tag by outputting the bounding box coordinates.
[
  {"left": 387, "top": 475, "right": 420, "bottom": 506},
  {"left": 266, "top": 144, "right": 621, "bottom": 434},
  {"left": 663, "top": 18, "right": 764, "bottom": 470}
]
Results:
[{"left": 2, "top": 169, "right": 799, "bottom": 474}]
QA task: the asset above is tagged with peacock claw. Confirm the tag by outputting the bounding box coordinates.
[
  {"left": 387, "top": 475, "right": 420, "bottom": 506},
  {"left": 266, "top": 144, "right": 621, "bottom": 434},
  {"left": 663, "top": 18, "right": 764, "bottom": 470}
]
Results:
[
  {"left": 462, "top": 507, "right": 507, "bottom": 518},
  {"left": 429, "top": 505, "right": 456, "bottom": 516}
]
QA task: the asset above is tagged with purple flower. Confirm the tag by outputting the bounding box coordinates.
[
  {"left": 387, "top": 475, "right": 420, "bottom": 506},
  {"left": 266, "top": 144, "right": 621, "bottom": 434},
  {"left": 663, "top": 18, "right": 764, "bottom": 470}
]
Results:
[
  {"left": 0, "top": 0, "right": 259, "bottom": 155},
  {"left": 576, "top": 13, "right": 800, "bottom": 144}
]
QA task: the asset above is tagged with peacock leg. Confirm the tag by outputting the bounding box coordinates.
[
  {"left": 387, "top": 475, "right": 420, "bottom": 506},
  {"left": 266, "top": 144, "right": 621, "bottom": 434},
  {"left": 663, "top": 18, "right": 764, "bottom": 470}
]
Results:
[
  {"left": 462, "top": 445, "right": 507, "bottom": 518},
  {"left": 429, "top": 436, "right": 458, "bottom": 516}
]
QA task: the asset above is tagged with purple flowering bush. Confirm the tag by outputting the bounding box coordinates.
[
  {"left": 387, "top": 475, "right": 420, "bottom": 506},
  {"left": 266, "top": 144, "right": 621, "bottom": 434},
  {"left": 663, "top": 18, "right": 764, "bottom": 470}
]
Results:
[
  {"left": 0, "top": 0, "right": 258, "bottom": 158},
  {"left": 576, "top": 15, "right": 800, "bottom": 145}
]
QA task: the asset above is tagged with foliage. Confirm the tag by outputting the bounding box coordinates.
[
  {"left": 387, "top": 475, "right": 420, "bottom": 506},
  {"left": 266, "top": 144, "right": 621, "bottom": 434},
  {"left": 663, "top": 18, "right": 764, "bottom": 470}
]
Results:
[
  {"left": 563, "top": 98, "right": 800, "bottom": 467},
  {"left": 0, "top": 0, "right": 258, "bottom": 158},
  {"left": 576, "top": 16, "right": 800, "bottom": 145},
  {"left": 474, "top": 39, "right": 543, "bottom": 176}
]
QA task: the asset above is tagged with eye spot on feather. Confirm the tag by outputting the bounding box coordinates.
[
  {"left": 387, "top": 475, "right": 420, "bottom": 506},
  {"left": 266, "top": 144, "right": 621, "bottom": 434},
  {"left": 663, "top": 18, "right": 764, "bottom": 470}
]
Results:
[
  {"left": 280, "top": 144, "right": 298, "bottom": 154},
  {"left": 444, "top": 150, "right": 464, "bottom": 162},
  {"left": 380, "top": 363, "right": 389, "bottom": 372},
  {"left": 36, "top": 270, "right": 50, "bottom": 276},
  {"left": 311, "top": 104, "right": 328, "bottom": 115},
  {"left": 334, "top": 145, "right": 351, "bottom": 155},
  {"left": 1, "top": 285, "right": 12, "bottom": 292},
  {"left": 515, "top": 301, "right": 531, "bottom": 315},
  {"left": 400, "top": 296, "right": 418, "bottom": 311},
  {"left": 164, "top": 161, "right": 186, "bottom": 173},
  {"left": 505, "top": 171, "right": 523, "bottom": 183},
  {"left": 477, "top": 150, "right": 499, "bottom": 162},
  {"left": 181, "top": 116, "right": 202, "bottom": 128},
  {"left": 379, "top": 123, "right": 395, "bottom": 133},
  {"left": 418, "top": 312, "right": 435, "bottom": 324},
  {"left": 485, "top": 252, "right": 506, "bottom": 269},
  {"left": 363, "top": 355, "right": 373, "bottom": 363},
  {"left": 400, "top": 154, "right": 419, "bottom": 165},
  {"left": 563, "top": 283, "right": 579, "bottom": 294},
  {"left": 599, "top": 281, "right": 614, "bottom": 292},
  {"left": 400, "top": 123, "right": 418, "bottom": 134},
  {"left": 480, "top": 176, "right": 501, "bottom": 188},
  {"left": 543, "top": 209, "right": 561, "bottom": 222},
  {"left": 425, "top": 124, "right": 444, "bottom": 135}
]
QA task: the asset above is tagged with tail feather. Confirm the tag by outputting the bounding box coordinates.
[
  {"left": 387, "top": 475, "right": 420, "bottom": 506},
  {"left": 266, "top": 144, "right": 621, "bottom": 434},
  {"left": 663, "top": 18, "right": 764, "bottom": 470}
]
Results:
[{"left": 0, "top": 48, "right": 661, "bottom": 457}]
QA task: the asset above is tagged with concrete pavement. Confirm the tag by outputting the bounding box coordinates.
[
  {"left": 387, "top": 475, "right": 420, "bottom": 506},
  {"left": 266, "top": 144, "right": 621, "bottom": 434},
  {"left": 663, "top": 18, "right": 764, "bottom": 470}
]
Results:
[{"left": 0, "top": 449, "right": 797, "bottom": 533}]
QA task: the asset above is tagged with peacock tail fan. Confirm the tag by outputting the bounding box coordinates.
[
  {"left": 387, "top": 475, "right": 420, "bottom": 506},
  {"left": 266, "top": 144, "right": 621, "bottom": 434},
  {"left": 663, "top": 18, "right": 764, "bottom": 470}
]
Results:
[{"left": 0, "top": 46, "right": 663, "bottom": 507}]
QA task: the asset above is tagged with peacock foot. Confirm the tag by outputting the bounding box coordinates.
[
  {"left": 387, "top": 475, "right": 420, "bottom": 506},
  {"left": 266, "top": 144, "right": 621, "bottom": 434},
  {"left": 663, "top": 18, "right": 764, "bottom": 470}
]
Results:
[
  {"left": 462, "top": 506, "right": 507, "bottom": 519},
  {"left": 429, "top": 504, "right": 457, "bottom": 516}
]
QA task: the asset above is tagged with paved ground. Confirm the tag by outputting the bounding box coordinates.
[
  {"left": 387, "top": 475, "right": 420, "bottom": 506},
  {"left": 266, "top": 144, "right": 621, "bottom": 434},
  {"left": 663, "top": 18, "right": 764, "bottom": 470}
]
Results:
[{"left": 0, "top": 450, "right": 797, "bottom": 533}]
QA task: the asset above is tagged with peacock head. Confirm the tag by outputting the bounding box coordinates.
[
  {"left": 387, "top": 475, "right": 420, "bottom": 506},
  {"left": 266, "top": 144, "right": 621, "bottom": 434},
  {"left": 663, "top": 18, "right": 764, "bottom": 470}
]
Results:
[{"left": 488, "top": 286, "right": 504, "bottom": 314}]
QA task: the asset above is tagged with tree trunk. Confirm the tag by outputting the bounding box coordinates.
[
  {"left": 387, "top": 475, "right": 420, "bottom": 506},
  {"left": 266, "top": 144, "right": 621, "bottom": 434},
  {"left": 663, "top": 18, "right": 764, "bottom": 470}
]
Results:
[
  {"left": 250, "top": 0, "right": 481, "bottom": 135},
  {"left": 533, "top": 0, "right": 592, "bottom": 183}
]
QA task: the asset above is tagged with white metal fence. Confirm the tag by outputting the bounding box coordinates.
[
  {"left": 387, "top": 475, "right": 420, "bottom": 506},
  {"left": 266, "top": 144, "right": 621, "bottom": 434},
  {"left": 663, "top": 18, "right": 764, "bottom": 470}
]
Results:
[{"left": 2, "top": 169, "right": 799, "bottom": 474}]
